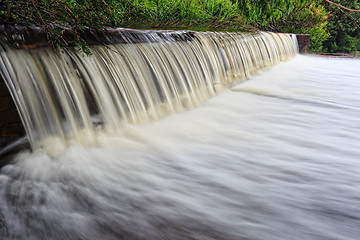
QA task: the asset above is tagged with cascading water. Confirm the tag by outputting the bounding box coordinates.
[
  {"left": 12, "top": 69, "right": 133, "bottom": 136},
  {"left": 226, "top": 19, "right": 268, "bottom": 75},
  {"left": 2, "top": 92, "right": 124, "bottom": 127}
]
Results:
[
  {"left": 0, "top": 28, "right": 360, "bottom": 240},
  {"left": 0, "top": 31, "right": 297, "bottom": 153}
]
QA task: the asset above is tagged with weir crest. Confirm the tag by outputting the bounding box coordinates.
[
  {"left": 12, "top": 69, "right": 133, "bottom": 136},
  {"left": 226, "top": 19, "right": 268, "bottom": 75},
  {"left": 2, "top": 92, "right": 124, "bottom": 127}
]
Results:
[{"left": 0, "top": 30, "right": 298, "bottom": 153}]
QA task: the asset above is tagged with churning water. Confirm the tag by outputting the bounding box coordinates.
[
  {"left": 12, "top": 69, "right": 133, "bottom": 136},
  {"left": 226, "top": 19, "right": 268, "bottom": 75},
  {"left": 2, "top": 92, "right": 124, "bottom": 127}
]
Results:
[{"left": 0, "top": 55, "right": 359, "bottom": 240}]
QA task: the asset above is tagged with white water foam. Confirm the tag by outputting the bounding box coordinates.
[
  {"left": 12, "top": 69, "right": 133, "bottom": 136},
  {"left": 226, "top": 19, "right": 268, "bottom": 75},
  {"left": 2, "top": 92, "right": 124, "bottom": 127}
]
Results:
[{"left": 1, "top": 55, "right": 360, "bottom": 240}]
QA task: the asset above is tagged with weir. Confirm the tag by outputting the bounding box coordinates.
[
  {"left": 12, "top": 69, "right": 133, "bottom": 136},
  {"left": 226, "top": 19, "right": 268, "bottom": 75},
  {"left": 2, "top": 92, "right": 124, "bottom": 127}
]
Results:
[{"left": 0, "top": 28, "right": 298, "bottom": 154}]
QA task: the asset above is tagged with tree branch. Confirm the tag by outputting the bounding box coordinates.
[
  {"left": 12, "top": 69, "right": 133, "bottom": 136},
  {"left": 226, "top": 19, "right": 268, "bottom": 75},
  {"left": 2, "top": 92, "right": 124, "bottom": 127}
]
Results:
[{"left": 323, "top": 0, "right": 360, "bottom": 12}]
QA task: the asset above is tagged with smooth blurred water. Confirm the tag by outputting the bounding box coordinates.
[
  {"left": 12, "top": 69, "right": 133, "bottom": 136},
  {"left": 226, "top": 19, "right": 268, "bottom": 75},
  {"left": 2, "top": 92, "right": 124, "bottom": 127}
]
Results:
[{"left": 1, "top": 55, "right": 360, "bottom": 240}]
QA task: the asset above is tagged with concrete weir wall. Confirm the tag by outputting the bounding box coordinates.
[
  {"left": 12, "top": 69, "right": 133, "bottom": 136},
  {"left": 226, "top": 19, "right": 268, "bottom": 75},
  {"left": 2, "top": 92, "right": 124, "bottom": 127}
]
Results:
[
  {"left": 0, "top": 25, "right": 310, "bottom": 151},
  {"left": 296, "top": 34, "right": 311, "bottom": 53}
]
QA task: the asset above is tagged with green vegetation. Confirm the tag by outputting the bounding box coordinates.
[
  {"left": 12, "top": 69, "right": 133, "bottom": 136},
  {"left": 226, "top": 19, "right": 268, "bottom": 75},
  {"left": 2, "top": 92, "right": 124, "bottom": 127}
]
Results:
[
  {"left": 1, "top": 0, "right": 359, "bottom": 53},
  {"left": 322, "top": 0, "right": 360, "bottom": 53},
  {"left": 0, "top": 0, "right": 246, "bottom": 32},
  {"left": 237, "top": 0, "right": 330, "bottom": 53}
]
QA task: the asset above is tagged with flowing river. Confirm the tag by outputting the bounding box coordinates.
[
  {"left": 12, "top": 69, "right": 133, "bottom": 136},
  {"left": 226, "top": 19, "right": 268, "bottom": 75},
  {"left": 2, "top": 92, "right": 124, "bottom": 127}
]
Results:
[{"left": 0, "top": 55, "right": 359, "bottom": 240}]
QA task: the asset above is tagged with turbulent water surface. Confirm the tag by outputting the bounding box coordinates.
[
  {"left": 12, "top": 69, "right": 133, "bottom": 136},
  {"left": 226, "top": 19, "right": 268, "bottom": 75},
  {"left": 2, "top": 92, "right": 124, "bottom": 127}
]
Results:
[{"left": 1, "top": 55, "right": 360, "bottom": 240}]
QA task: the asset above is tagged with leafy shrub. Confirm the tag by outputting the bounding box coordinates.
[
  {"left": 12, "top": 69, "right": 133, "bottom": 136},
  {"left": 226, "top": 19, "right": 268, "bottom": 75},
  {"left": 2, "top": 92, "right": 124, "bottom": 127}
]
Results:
[
  {"left": 250, "top": 0, "right": 330, "bottom": 53},
  {"left": 322, "top": 0, "right": 360, "bottom": 53}
]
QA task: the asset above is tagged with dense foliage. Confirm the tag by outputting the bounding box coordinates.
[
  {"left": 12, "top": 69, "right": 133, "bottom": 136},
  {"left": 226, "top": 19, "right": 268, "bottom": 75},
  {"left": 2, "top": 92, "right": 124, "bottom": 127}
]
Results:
[
  {"left": 322, "top": 0, "right": 360, "bottom": 53},
  {"left": 235, "top": 0, "right": 329, "bottom": 52},
  {"left": 0, "top": 0, "right": 245, "bottom": 30},
  {"left": 0, "top": 0, "right": 359, "bottom": 53}
]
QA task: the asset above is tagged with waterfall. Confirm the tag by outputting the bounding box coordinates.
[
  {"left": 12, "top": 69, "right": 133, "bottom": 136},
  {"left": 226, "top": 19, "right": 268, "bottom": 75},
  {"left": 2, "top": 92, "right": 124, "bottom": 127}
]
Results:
[{"left": 0, "top": 30, "right": 298, "bottom": 153}]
